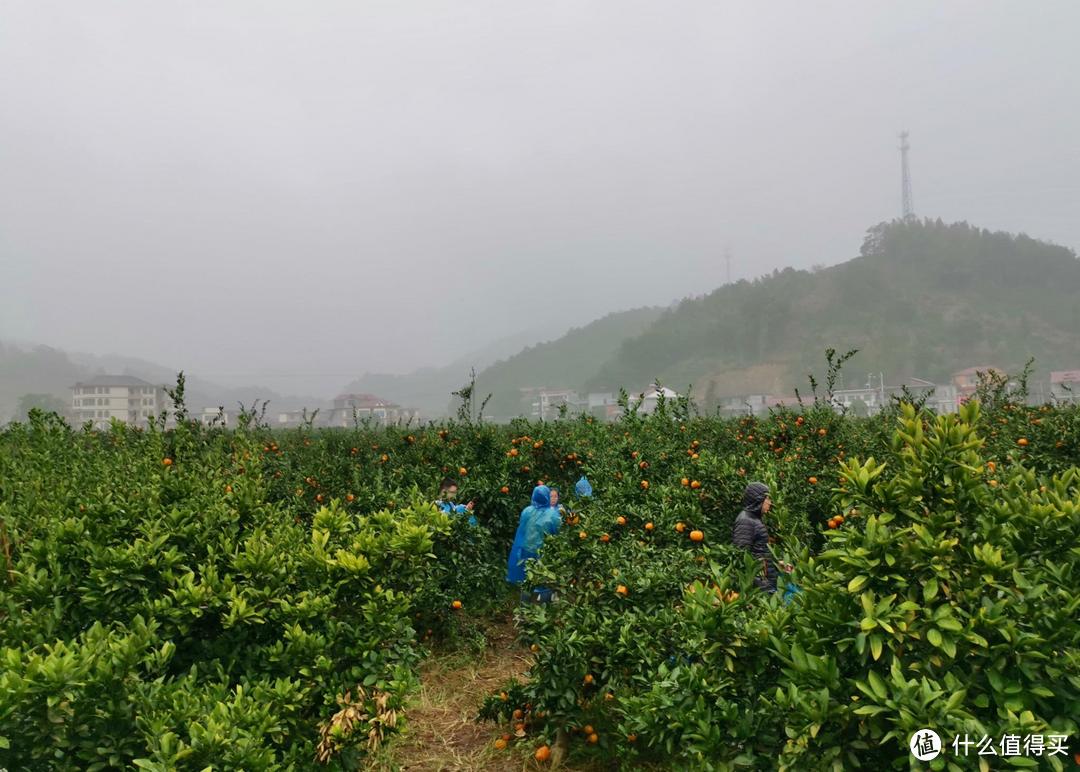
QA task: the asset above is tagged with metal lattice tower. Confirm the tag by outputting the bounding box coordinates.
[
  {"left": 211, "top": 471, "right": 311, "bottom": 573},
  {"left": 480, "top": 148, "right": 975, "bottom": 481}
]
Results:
[{"left": 899, "top": 131, "right": 914, "bottom": 219}]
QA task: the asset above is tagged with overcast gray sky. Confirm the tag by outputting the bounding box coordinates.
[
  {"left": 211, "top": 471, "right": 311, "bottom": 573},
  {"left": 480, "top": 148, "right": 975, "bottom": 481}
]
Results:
[{"left": 2, "top": 1, "right": 1078, "bottom": 396}]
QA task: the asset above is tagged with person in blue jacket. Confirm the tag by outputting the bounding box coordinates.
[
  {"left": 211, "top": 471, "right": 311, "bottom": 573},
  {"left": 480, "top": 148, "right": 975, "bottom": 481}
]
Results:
[
  {"left": 507, "top": 485, "right": 562, "bottom": 601},
  {"left": 436, "top": 477, "right": 478, "bottom": 527}
]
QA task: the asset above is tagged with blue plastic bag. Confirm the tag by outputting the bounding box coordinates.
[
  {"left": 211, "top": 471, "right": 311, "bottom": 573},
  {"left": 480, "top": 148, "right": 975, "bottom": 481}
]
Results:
[
  {"left": 783, "top": 580, "right": 802, "bottom": 604},
  {"left": 574, "top": 476, "right": 593, "bottom": 498}
]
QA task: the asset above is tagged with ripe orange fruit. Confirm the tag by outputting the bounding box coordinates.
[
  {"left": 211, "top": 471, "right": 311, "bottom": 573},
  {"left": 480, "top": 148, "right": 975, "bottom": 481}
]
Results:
[
  {"left": 691, "top": 452, "right": 699, "bottom": 460},
  {"left": 834, "top": 514, "right": 845, "bottom": 525},
  {"left": 459, "top": 466, "right": 468, "bottom": 475},
  {"left": 513, "top": 709, "right": 524, "bottom": 720},
  {"left": 451, "top": 600, "right": 463, "bottom": 610},
  {"left": 827, "top": 518, "right": 838, "bottom": 529},
  {"left": 583, "top": 725, "right": 594, "bottom": 735},
  {"left": 689, "top": 530, "right": 704, "bottom": 542},
  {"left": 1017, "top": 437, "right": 1029, "bottom": 447},
  {"left": 380, "top": 454, "right": 389, "bottom": 463},
  {"left": 600, "top": 533, "right": 611, "bottom": 543},
  {"left": 530, "top": 643, "right": 540, "bottom": 653},
  {"left": 616, "top": 516, "right": 627, "bottom": 526},
  {"left": 989, "top": 479, "right": 999, "bottom": 488},
  {"left": 796, "top": 416, "right": 804, "bottom": 426},
  {"left": 499, "top": 691, "right": 508, "bottom": 701},
  {"left": 690, "top": 480, "right": 701, "bottom": 489},
  {"left": 681, "top": 477, "right": 690, "bottom": 486},
  {"left": 579, "top": 531, "right": 588, "bottom": 540},
  {"left": 315, "top": 494, "right": 324, "bottom": 503},
  {"left": 535, "top": 745, "right": 551, "bottom": 762},
  {"left": 225, "top": 484, "right": 232, "bottom": 493},
  {"left": 494, "top": 738, "right": 508, "bottom": 750},
  {"left": 986, "top": 461, "right": 996, "bottom": 473},
  {"left": 587, "top": 733, "right": 599, "bottom": 744},
  {"left": 533, "top": 440, "right": 543, "bottom": 449},
  {"left": 509, "top": 448, "right": 519, "bottom": 457},
  {"left": 162, "top": 458, "right": 173, "bottom": 466},
  {"left": 627, "top": 733, "right": 638, "bottom": 743},
  {"left": 808, "top": 476, "right": 818, "bottom": 485},
  {"left": 616, "top": 584, "right": 628, "bottom": 596},
  {"left": 583, "top": 674, "right": 594, "bottom": 685},
  {"left": 640, "top": 480, "right": 649, "bottom": 490},
  {"left": 675, "top": 522, "right": 686, "bottom": 533},
  {"left": 644, "top": 522, "right": 654, "bottom": 531},
  {"left": 818, "top": 428, "right": 827, "bottom": 437},
  {"left": 500, "top": 486, "right": 509, "bottom": 494},
  {"left": 346, "top": 493, "right": 354, "bottom": 502},
  {"left": 605, "top": 691, "right": 615, "bottom": 701}
]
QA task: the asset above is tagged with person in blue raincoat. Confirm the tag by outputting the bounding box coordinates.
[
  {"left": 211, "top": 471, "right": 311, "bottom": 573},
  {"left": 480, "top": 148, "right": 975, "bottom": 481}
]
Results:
[
  {"left": 506, "top": 485, "right": 562, "bottom": 599},
  {"left": 436, "top": 477, "right": 478, "bottom": 527}
]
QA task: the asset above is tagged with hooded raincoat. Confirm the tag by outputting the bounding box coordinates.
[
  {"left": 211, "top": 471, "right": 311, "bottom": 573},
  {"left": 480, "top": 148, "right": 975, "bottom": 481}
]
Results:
[
  {"left": 506, "top": 485, "right": 562, "bottom": 585},
  {"left": 732, "top": 482, "right": 778, "bottom": 592}
]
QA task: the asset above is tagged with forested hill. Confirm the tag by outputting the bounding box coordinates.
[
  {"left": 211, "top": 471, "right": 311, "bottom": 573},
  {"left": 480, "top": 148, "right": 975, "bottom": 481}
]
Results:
[
  {"left": 478, "top": 220, "right": 1080, "bottom": 412},
  {"left": 474, "top": 307, "right": 664, "bottom": 417},
  {"left": 588, "top": 219, "right": 1080, "bottom": 397}
]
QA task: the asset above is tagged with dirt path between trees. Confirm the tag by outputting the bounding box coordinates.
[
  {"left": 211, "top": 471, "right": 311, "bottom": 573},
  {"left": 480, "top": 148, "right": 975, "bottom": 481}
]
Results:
[{"left": 366, "top": 617, "right": 536, "bottom": 771}]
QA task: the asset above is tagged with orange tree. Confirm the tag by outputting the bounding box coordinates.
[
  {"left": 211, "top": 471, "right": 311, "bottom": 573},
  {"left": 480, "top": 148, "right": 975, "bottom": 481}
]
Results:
[
  {"left": 480, "top": 401, "right": 1080, "bottom": 768},
  {"left": 0, "top": 412, "right": 453, "bottom": 769},
  {"left": 768, "top": 402, "right": 1079, "bottom": 769}
]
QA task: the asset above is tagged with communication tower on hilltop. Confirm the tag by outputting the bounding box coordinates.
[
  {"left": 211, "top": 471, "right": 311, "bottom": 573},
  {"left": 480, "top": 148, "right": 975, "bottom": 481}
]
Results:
[{"left": 899, "top": 131, "right": 914, "bottom": 220}]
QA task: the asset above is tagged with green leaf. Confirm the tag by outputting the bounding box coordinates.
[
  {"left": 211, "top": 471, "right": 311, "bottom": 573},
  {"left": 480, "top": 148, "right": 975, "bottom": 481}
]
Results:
[
  {"left": 867, "top": 670, "right": 888, "bottom": 700},
  {"left": 848, "top": 575, "right": 869, "bottom": 593},
  {"left": 923, "top": 577, "right": 938, "bottom": 602},
  {"left": 927, "top": 628, "right": 943, "bottom": 648},
  {"left": 870, "top": 634, "right": 883, "bottom": 661}
]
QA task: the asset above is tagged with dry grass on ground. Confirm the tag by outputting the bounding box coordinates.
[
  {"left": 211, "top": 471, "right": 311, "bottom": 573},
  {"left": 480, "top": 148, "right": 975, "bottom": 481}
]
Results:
[{"left": 366, "top": 616, "right": 612, "bottom": 772}]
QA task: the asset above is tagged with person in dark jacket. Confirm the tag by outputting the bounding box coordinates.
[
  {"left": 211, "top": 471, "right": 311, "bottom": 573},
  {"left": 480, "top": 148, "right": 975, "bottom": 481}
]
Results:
[{"left": 732, "top": 482, "right": 778, "bottom": 593}]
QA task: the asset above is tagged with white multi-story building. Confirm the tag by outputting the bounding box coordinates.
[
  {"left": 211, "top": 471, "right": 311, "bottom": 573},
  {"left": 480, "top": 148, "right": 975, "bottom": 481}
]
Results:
[
  {"left": 531, "top": 389, "right": 585, "bottom": 420},
  {"left": 628, "top": 384, "right": 680, "bottom": 415},
  {"left": 70, "top": 375, "right": 168, "bottom": 428},
  {"left": 1050, "top": 370, "right": 1080, "bottom": 405},
  {"left": 831, "top": 387, "right": 884, "bottom": 416},
  {"left": 199, "top": 407, "right": 230, "bottom": 426},
  {"left": 325, "top": 394, "right": 420, "bottom": 427}
]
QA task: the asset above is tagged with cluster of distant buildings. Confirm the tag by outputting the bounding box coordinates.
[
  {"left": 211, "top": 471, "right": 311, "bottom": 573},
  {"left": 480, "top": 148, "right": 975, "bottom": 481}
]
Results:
[
  {"left": 67, "top": 367, "right": 1080, "bottom": 430},
  {"left": 522, "top": 384, "right": 680, "bottom": 421},
  {"left": 712, "top": 367, "right": 1080, "bottom": 418},
  {"left": 69, "top": 376, "right": 421, "bottom": 430},
  {"left": 526, "top": 367, "right": 1080, "bottom": 421}
]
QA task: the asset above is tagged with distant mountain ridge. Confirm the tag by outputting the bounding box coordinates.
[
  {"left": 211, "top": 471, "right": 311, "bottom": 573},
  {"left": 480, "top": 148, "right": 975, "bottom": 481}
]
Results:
[
  {"left": 0, "top": 342, "right": 323, "bottom": 424},
  {"left": 472, "top": 220, "right": 1080, "bottom": 413},
  {"left": 8, "top": 220, "right": 1076, "bottom": 424},
  {"left": 473, "top": 307, "right": 666, "bottom": 417}
]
